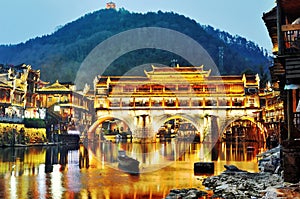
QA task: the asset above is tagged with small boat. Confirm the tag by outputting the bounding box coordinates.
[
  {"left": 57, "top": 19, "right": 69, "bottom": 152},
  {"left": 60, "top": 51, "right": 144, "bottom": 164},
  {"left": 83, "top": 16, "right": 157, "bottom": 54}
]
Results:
[{"left": 118, "top": 150, "right": 139, "bottom": 174}]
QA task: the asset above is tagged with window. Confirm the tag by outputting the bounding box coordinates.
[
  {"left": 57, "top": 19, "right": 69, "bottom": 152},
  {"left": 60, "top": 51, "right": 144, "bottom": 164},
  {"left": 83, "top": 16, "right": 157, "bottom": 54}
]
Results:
[
  {"left": 192, "top": 85, "right": 203, "bottom": 92},
  {"left": 192, "top": 100, "right": 202, "bottom": 106},
  {"left": 218, "top": 99, "right": 228, "bottom": 106},
  {"left": 136, "top": 85, "right": 150, "bottom": 92},
  {"left": 166, "top": 99, "right": 175, "bottom": 106},
  {"left": 123, "top": 86, "right": 134, "bottom": 92},
  {"left": 248, "top": 98, "right": 255, "bottom": 107},
  {"left": 233, "top": 98, "right": 243, "bottom": 106},
  {"left": 205, "top": 99, "right": 217, "bottom": 106},
  {"left": 205, "top": 86, "right": 216, "bottom": 92},
  {"left": 152, "top": 85, "right": 163, "bottom": 92},
  {"left": 110, "top": 100, "right": 120, "bottom": 107},
  {"left": 178, "top": 85, "right": 189, "bottom": 91},
  {"left": 165, "top": 85, "right": 176, "bottom": 92},
  {"left": 152, "top": 100, "right": 162, "bottom": 106},
  {"left": 179, "top": 100, "right": 189, "bottom": 106}
]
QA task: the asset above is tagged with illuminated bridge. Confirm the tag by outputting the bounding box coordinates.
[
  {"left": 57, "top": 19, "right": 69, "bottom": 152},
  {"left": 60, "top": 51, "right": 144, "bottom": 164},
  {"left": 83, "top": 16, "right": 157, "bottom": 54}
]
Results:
[{"left": 88, "top": 65, "right": 283, "bottom": 142}]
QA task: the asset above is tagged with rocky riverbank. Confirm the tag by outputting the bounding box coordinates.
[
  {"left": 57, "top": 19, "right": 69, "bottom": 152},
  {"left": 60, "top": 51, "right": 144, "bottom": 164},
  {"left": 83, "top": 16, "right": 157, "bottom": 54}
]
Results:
[
  {"left": 165, "top": 168, "right": 300, "bottom": 198},
  {"left": 164, "top": 188, "right": 208, "bottom": 199},
  {"left": 164, "top": 145, "right": 300, "bottom": 198},
  {"left": 164, "top": 164, "right": 300, "bottom": 199},
  {"left": 202, "top": 167, "right": 283, "bottom": 198}
]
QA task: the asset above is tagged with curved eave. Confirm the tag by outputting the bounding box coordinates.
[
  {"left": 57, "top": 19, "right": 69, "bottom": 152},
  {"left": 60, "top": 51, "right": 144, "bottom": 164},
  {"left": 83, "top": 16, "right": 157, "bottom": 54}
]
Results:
[
  {"left": 262, "top": 7, "right": 278, "bottom": 52},
  {"left": 37, "top": 90, "right": 72, "bottom": 94}
]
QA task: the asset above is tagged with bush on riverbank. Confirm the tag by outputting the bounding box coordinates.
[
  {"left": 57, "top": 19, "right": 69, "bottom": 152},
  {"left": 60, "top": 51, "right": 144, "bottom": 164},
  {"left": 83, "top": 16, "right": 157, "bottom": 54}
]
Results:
[{"left": 0, "top": 123, "right": 46, "bottom": 145}]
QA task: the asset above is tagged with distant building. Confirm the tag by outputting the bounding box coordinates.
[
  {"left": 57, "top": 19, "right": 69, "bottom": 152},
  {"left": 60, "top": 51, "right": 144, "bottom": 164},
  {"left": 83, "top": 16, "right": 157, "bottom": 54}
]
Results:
[
  {"left": 0, "top": 63, "right": 94, "bottom": 139},
  {"left": 37, "top": 80, "right": 94, "bottom": 135},
  {"left": 106, "top": 2, "right": 116, "bottom": 9},
  {"left": 0, "top": 64, "right": 42, "bottom": 121}
]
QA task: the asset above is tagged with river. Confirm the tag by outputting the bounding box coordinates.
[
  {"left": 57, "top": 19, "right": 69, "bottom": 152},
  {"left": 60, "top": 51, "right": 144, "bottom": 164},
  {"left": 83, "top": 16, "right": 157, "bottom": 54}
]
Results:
[{"left": 0, "top": 140, "right": 265, "bottom": 199}]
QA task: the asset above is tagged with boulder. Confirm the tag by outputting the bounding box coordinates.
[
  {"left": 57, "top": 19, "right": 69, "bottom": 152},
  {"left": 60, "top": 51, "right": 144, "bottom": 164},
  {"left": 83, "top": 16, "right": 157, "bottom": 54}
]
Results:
[
  {"left": 223, "top": 164, "right": 247, "bottom": 173},
  {"left": 194, "top": 162, "right": 214, "bottom": 174}
]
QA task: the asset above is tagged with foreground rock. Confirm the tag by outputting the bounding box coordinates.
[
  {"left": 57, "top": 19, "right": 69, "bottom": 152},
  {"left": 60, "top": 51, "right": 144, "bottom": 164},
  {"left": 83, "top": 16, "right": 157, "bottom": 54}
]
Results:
[
  {"left": 164, "top": 158, "right": 299, "bottom": 199},
  {"left": 257, "top": 145, "right": 281, "bottom": 174},
  {"left": 202, "top": 165, "right": 284, "bottom": 199},
  {"left": 164, "top": 188, "right": 207, "bottom": 199}
]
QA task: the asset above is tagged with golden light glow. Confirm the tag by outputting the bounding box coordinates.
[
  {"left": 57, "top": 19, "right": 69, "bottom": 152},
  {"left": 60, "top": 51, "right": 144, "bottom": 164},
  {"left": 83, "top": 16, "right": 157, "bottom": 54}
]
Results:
[{"left": 272, "top": 44, "right": 278, "bottom": 53}]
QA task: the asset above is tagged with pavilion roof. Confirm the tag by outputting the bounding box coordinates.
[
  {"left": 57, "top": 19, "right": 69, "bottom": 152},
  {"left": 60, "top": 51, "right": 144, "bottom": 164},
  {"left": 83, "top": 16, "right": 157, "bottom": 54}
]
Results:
[
  {"left": 38, "top": 80, "right": 71, "bottom": 92},
  {"left": 262, "top": 7, "right": 277, "bottom": 51},
  {"left": 145, "top": 65, "right": 210, "bottom": 76}
]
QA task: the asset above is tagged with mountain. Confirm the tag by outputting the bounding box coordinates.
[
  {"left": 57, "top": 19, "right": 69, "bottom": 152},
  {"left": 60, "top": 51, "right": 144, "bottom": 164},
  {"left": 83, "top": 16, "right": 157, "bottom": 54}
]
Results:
[{"left": 0, "top": 8, "right": 271, "bottom": 88}]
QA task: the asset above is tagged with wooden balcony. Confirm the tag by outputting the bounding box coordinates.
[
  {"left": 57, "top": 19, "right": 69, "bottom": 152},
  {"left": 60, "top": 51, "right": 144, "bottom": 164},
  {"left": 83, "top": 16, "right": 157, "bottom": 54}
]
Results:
[
  {"left": 282, "top": 24, "right": 300, "bottom": 54},
  {"left": 285, "top": 57, "right": 300, "bottom": 81}
]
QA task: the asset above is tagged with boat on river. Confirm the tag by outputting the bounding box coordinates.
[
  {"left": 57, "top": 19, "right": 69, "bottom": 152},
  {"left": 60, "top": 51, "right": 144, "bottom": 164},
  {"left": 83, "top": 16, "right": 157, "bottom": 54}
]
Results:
[{"left": 117, "top": 150, "right": 139, "bottom": 174}]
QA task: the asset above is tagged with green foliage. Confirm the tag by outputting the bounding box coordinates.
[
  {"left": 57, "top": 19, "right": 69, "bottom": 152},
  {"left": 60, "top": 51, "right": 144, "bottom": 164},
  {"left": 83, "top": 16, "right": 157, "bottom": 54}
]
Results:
[
  {"left": 0, "top": 8, "right": 270, "bottom": 83},
  {"left": 24, "top": 118, "right": 46, "bottom": 128}
]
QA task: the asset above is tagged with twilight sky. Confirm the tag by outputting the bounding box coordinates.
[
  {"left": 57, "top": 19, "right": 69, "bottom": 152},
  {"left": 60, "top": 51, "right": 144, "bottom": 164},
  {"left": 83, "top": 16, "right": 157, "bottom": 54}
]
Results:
[{"left": 0, "top": 0, "right": 275, "bottom": 51}]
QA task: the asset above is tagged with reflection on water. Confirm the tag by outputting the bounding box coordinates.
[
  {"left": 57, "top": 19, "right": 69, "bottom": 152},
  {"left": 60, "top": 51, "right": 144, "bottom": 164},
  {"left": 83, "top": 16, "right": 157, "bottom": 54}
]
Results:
[{"left": 0, "top": 141, "right": 265, "bottom": 199}]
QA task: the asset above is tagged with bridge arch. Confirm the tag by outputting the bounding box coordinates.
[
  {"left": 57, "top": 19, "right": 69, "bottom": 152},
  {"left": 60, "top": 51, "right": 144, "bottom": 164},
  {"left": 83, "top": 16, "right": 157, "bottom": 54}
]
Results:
[
  {"left": 153, "top": 114, "right": 201, "bottom": 132},
  {"left": 151, "top": 113, "right": 204, "bottom": 141},
  {"left": 220, "top": 116, "right": 266, "bottom": 142},
  {"left": 87, "top": 115, "right": 135, "bottom": 140}
]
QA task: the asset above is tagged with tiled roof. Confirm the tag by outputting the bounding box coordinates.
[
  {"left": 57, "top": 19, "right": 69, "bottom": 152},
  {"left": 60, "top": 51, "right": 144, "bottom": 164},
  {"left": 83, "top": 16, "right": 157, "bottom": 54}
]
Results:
[{"left": 38, "top": 80, "right": 70, "bottom": 92}]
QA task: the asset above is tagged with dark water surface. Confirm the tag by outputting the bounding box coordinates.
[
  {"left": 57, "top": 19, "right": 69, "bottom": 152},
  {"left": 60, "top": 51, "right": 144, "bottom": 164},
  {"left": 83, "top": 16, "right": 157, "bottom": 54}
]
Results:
[{"left": 0, "top": 140, "right": 265, "bottom": 199}]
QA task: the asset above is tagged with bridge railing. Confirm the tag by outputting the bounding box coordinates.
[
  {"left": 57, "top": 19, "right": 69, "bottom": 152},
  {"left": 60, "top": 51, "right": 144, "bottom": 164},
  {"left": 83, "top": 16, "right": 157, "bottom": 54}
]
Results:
[
  {"left": 106, "top": 99, "right": 249, "bottom": 109},
  {"left": 107, "top": 104, "right": 247, "bottom": 110}
]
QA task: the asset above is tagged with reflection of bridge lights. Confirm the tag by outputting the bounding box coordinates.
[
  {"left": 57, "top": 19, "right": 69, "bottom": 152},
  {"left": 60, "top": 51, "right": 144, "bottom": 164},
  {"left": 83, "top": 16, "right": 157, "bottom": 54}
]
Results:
[
  {"left": 51, "top": 165, "right": 63, "bottom": 198},
  {"left": 10, "top": 172, "right": 17, "bottom": 199}
]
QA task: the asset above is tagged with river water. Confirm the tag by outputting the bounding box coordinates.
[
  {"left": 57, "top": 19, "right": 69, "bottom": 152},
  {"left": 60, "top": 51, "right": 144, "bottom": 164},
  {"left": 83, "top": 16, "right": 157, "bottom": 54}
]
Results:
[{"left": 0, "top": 140, "right": 265, "bottom": 199}]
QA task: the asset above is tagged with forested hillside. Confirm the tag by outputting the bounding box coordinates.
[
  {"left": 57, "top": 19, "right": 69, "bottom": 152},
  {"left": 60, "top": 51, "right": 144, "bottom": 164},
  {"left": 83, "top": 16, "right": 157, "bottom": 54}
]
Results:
[{"left": 0, "top": 8, "right": 270, "bottom": 85}]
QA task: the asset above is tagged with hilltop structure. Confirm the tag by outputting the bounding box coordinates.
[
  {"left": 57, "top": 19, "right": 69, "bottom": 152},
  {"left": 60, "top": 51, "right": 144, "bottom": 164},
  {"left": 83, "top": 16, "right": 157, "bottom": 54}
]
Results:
[{"left": 106, "top": 2, "right": 116, "bottom": 9}]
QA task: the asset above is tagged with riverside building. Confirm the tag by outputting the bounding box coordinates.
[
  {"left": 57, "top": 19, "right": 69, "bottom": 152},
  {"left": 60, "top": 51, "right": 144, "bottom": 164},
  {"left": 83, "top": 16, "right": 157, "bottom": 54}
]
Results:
[{"left": 263, "top": 0, "right": 300, "bottom": 183}]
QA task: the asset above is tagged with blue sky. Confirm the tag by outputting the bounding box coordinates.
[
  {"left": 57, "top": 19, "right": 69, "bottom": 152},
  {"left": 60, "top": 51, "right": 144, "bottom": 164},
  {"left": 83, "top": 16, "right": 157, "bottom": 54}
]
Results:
[{"left": 0, "top": 0, "right": 275, "bottom": 51}]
